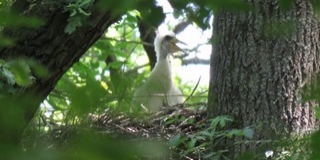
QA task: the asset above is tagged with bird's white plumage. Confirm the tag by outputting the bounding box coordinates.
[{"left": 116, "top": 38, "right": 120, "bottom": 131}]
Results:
[
  {"left": 154, "top": 31, "right": 175, "bottom": 60},
  {"left": 133, "top": 30, "right": 184, "bottom": 112}
]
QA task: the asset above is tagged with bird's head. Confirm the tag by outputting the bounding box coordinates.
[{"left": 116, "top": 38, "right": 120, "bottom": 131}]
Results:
[{"left": 154, "top": 31, "right": 185, "bottom": 60}]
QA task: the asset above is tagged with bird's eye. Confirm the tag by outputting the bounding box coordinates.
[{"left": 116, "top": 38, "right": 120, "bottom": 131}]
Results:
[{"left": 164, "top": 35, "right": 173, "bottom": 41}]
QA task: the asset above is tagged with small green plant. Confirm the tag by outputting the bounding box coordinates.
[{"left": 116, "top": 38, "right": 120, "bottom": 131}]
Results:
[
  {"left": 167, "top": 115, "right": 254, "bottom": 159},
  {"left": 63, "top": 0, "right": 93, "bottom": 34}
]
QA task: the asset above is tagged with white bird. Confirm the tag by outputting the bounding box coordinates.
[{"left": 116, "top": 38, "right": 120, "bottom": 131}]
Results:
[{"left": 134, "top": 30, "right": 185, "bottom": 112}]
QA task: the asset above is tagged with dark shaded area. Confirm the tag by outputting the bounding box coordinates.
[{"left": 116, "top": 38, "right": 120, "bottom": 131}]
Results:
[
  {"left": 208, "top": 1, "right": 318, "bottom": 158},
  {"left": 137, "top": 17, "right": 157, "bottom": 69},
  {"left": 0, "top": 0, "right": 121, "bottom": 152}
]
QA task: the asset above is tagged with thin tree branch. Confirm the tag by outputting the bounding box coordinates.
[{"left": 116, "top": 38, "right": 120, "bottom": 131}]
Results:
[
  {"left": 103, "top": 37, "right": 153, "bottom": 47},
  {"left": 181, "top": 57, "right": 210, "bottom": 65}
]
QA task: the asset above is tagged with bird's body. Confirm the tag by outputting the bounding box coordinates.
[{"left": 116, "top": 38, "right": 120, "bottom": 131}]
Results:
[{"left": 134, "top": 31, "right": 184, "bottom": 112}]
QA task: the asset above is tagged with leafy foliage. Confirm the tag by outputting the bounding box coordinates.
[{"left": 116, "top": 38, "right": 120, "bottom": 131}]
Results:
[
  {"left": 2, "top": 0, "right": 320, "bottom": 160},
  {"left": 0, "top": 0, "right": 42, "bottom": 46},
  {"left": 63, "top": 0, "right": 93, "bottom": 34},
  {"left": 167, "top": 116, "right": 254, "bottom": 159},
  {"left": 0, "top": 58, "right": 48, "bottom": 94},
  {"left": 20, "top": 2, "right": 212, "bottom": 158}
]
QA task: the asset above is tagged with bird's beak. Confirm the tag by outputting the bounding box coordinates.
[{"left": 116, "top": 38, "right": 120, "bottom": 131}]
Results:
[{"left": 169, "top": 37, "right": 186, "bottom": 54}]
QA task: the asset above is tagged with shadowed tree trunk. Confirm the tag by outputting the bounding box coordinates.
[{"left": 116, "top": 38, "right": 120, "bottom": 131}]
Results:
[
  {"left": 208, "top": 0, "right": 319, "bottom": 158},
  {"left": 138, "top": 17, "right": 157, "bottom": 69},
  {"left": 0, "top": 0, "right": 120, "bottom": 153}
]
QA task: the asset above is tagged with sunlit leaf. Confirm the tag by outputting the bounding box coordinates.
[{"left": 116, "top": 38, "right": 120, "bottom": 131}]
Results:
[{"left": 109, "top": 61, "right": 123, "bottom": 69}]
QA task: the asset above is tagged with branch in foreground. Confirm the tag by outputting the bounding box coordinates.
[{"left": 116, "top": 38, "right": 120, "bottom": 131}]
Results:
[{"left": 181, "top": 57, "right": 210, "bottom": 66}]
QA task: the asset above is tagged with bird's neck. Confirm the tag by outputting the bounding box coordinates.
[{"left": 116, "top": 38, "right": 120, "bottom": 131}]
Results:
[
  {"left": 154, "top": 58, "right": 171, "bottom": 72},
  {"left": 157, "top": 50, "right": 169, "bottom": 61},
  {"left": 146, "top": 58, "right": 172, "bottom": 92}
]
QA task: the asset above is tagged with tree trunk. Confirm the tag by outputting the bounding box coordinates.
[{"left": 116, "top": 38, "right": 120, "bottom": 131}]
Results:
[
  {"left": 0, "top": 0, "right": 120, "bottom": 152},
  {"left": 138, "top": 17, "right": 157, "bottom": 69},
  {"left": 208, "top": 0, "right": 319, "bottom": 158}
]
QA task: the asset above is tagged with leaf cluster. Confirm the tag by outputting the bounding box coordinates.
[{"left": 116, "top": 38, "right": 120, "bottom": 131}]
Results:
[
  {"left": 0, "top": 58, "right": 48, "bottom": 95},
  {"left": 167, "top": 115, "right": 253, "bottom": 159},
  {"left": 63, "top": 0, "right": 94, "bottom": 34}
]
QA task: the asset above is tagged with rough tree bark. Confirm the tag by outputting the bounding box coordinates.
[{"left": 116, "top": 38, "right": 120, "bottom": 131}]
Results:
[
  {"left": 0, "top": 0, "right": 120, "bottom": 150},
  {"left": 208, "top": 0, "right": 319, "bottom": 158}
]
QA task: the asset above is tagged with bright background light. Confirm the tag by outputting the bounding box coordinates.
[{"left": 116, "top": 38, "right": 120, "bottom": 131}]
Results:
[{"left": 157, "top": 0, "right": 212, "bottom": 87}]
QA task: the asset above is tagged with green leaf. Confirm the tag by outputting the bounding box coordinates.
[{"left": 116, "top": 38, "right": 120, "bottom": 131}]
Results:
[
  {"left": 65, "top": 16, "right": 82, "bottom": 34},
  {"left": 78, "top": 8, "right": 91, "bottom": 16},
  {"left": 79, "top": 0, "right": 92, "bottom": 7},
  {"left": 168, "top": 134, "right": 181, "bottom": 147},
  {"left": 8, "top": 60, "right": 32, "bottom": 86},
  {"left": 70, "top": 9, "right": 77, "bottom": 17},
  {"left": 109, "top": 61, "right": 123, "bottom": 69},
  {"left": 204, "top": 152, "right": 215, "bottom": 159},
  {"left": 210, "top": 116, "right": 233, "bottom": 128},
  {"left": 47, "top": 95, "right": 69, "bottom": 110},
  {"left": 126, "top": 12, "right": 137, "bottom": 23},
  {"left": 28, "top": 60, "right": 49, "bottom": 78},
  {"left": 199, "top": 130, "right": 213, "bottom": 137},
  {"left": 226, "top": 129, "right": 243, "bottom": 138},
  {"left": 187, "top": 138, "right": 196, "bottom": 149},
  {"left": 93, "top": 39, "right": 111, "bottom": 51},
  {"left": 2, "top": 67, "right": 15, "bottom": 85},
  {"left": 113, "top": 50, "right": 128, "bottom": 58}
]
